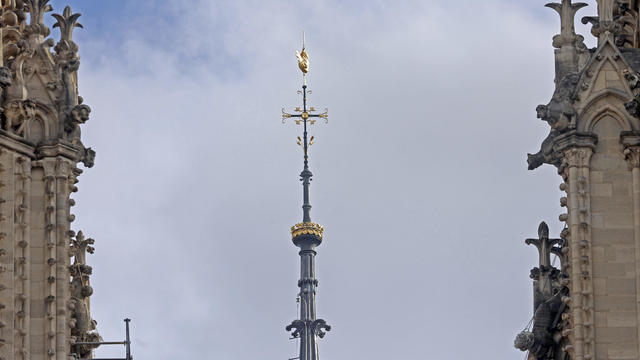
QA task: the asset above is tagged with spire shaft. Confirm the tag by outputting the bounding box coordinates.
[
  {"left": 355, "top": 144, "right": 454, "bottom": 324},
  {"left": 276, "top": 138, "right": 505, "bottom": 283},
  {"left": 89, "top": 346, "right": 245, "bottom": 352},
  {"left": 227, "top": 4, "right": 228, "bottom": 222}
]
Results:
[
  {"left": 284, "top": 39, "right": 330, "bottom": 360},
  {"left": 301, "top": 84, "right": 312, "bottom": 223}
]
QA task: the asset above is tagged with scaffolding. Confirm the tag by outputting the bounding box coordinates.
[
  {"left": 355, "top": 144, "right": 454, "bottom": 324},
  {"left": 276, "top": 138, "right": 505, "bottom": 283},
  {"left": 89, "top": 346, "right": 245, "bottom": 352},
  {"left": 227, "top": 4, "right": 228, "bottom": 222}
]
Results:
[{"left": 71, "top": 318, "right": 133, "bottom": 360}]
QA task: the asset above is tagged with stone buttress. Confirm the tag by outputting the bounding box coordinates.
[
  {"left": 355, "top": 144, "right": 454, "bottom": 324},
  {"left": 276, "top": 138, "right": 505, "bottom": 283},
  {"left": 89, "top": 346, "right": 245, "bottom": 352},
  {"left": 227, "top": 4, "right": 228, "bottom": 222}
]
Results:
[
  {"left": 517, "top": 1, "right": 640, "bottom": 359},
  {"left": 0, "top": 1, "right": 100, "bottom": 359}
]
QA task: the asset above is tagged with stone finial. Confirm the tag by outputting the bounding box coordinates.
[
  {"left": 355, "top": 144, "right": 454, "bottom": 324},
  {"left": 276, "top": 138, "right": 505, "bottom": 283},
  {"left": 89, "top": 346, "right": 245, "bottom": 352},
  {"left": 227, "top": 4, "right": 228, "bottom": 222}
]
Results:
[
  {"left": 598, "top": 0, "right": 615, "bottom": 22},
  {"left": 582, "top": 0, "right": 623, "bottom": 41},
  {"left": 52, "top": 6, "right": 81, "bottom": 75},
  {"left": 70, "top": 231, "right": 94, "bottom": 267},
  {"left": 526, "top": 222, "right": 563, "bottom": 274},
  {"left": 52, "top": 6, "right": 82, "bottom": 43},
  {"left": 546, "top": 0, "right": 589, "bottom": 48},
  {"left": 24, "top": 0, "right": 52, "bottom": 37}
]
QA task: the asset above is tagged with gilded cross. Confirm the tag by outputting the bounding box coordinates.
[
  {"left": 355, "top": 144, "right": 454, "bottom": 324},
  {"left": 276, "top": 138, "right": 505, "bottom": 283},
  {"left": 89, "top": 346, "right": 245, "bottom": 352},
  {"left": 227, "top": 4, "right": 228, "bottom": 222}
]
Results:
[{"left": 282, "top": 37, "right": 328, "bottom": 223}]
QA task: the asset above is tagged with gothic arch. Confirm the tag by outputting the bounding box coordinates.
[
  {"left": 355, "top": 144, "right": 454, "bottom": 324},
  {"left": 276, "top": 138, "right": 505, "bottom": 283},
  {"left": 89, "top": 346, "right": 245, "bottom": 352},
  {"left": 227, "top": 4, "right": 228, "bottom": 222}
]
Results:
[
  {"left": 29, "top": 103, "right": 57, "bottom": 143},
  {"left": 25, "top": 116, "right": 44, "bottom": 144},
  {"left": 579, "top": 92, "right": 634, "bottom": 132}
]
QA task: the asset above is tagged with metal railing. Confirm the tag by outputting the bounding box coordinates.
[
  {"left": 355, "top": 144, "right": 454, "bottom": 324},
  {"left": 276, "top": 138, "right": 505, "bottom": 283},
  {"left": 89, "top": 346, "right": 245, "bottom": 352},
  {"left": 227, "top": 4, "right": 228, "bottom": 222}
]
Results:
[{"left": 71, "top": 318, "right": 133, "bottom": 360}]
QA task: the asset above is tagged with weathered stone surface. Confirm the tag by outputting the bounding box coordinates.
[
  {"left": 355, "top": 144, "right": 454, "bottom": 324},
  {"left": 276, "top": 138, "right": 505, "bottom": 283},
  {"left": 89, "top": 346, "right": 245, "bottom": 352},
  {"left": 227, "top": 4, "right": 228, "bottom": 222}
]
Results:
[
  {"left": 521, "top": 2, "right": 640, "bottom": 359},
  {"left": 0, "top": 2, "right": 100, "bottom": 360}
]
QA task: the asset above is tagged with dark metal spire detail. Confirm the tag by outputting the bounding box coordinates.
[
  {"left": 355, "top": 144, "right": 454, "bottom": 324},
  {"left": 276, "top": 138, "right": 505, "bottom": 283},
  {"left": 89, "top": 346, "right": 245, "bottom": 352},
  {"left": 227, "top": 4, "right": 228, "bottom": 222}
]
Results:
[{"left": 282, "top": 33, "right": 330, "bottom": 360}]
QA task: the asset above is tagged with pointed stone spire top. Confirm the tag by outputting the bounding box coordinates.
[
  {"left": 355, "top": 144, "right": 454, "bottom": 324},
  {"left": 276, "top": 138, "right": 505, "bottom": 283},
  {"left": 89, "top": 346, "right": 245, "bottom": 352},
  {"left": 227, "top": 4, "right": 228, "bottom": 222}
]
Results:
[{"left": 546, "top": 0, "right": 588, "bottom": 48}]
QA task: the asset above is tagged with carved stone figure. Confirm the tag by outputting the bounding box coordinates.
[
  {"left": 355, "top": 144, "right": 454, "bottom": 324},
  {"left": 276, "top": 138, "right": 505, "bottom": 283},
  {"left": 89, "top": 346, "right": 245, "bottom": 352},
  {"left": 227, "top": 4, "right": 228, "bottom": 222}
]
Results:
[
  {"left": 515, "top": 292, "right": 565, "bottom": 359},
  {"left": 63, "top": 102, "right": 94, "bottom": 167},
  {"left": 528, "top": 74, "right": 580, "bottom": 170},
  {"left": 612, "top": 0, "right": 639, "bottom": 47},
  {"left": 624, "top": 70, "right": 640, "bottom": 117},
  {"left": 581, "top": 0, "right": 640, "bottom": 47},
  {"left": 3, "top": 99, "right": 35, "bottom": 136},
  {"left": 65, "top": 103, "right": 89, "bottom": 143},
  {"left": 81, "top": 147, "right": 95, "bottom": 168}
]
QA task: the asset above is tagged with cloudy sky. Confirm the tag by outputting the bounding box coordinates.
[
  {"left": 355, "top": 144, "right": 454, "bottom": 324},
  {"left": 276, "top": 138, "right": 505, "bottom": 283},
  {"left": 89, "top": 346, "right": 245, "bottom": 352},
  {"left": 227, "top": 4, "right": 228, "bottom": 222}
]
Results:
[{"left": 41, "top": 0, "right": 603, "bottom": 358}]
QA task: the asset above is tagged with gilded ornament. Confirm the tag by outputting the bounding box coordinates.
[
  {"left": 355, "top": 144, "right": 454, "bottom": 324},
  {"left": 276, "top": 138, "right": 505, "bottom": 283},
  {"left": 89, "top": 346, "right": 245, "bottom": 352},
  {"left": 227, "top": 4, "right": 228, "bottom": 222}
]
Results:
[
  {"left": 290, "top": 222, "right": 324, "bottom": 240},
  {"left": 296, "top": 47, "right": 309, "bottom": 74}
]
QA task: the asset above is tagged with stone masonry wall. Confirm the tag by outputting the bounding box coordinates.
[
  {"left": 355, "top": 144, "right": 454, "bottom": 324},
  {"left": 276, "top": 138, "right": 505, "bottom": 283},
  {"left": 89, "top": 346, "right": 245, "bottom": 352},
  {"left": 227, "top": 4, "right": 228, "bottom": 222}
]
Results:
[{"left": 591, "top": 116, "right": 638, "bottom": 359}]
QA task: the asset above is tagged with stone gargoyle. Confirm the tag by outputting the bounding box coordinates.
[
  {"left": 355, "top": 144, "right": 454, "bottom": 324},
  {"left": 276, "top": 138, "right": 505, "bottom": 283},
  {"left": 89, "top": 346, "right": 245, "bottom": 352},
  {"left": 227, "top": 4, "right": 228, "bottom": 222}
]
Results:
[
  {"left": 624, "top": 70, "right": 640, "bottom": 118},
  {"left": 527, "top": 74, "right": 580, "bottom": 170},
  {"left": 64, "top": 103, "right": 95, "bottom": 168}
]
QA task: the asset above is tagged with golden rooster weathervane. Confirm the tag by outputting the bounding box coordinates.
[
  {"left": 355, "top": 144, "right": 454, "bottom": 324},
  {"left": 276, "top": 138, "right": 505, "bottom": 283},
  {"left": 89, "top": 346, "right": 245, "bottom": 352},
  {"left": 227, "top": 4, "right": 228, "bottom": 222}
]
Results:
[
  {"left": 296, "top": 32, "right": 309, "bottom": 76},
  {"left": 282, "top": 31, "right": 328, "bottom": 127},
  {"left": 281, "top": 31, "right": 328, "bottom": 166}
]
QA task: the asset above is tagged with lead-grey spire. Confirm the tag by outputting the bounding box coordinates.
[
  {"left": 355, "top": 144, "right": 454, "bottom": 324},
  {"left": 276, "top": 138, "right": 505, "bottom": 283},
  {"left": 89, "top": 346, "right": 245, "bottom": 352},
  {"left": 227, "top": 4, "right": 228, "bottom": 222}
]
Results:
[{"left": 282, "top": 35, "right": 330, "bottom": 360}]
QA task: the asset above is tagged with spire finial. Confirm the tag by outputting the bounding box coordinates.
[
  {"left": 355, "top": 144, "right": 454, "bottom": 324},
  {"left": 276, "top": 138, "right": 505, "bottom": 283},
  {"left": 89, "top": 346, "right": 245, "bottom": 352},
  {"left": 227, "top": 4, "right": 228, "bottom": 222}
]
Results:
[
  {"left": 283, "top": 37, "right": 328, "bottom": 224},
  {"left": 282, "top": 35, "right": 331, "bottom": 360},
  {"left": 545, "top": 0, "right": 588, "bottom": 48},
  {"left": 296, "top": 31, "right": 310, "bottom": 87}
]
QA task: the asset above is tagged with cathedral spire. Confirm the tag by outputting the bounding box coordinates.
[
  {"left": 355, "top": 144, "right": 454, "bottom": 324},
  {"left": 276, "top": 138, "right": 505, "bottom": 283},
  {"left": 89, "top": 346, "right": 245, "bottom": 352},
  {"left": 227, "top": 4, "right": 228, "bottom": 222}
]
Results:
[{"left": 282, "top": 34, "right": 331, "bottom": 360}]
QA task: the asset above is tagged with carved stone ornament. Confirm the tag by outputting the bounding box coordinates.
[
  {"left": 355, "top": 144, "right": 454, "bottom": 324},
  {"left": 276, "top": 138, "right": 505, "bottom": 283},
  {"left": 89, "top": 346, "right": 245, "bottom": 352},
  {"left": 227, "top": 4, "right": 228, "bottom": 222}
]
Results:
[
  {"left": 624, "top": 70, "right": 640, "bottom": 118},
  {"left": 65, "top": 104, "right": 90, "bottom": 142},
  {"left": 563, "top": 147, "right": 593, "bottom": 167},
  {"left": 2, "top": 0, "right": 28, "bottom": 62},
  {"left": 624, "top": 146, "right": 640, "bottom": 167},
  {"left": 3, "top": 99, "right": 35, "bottom": 137},
  {"left": 69, "top": 231, "right": 100, "bottom": 358},
  {"left": 81, "top": 147, "right": 95, "bottom": 168},
  {"left": 528, "top": 74, "right": 580, "bottom": 170},
  {"left": 24, "top": 0, "right": 53, "bottom": 37},
  {"left": 611, "top": 0, "right": 640, "bottom": 47},
  {"left": 0, "top": 67, "right": 11, "bottom": 88},
  {"left": 52, "top": 5, "right": 81, "bottom": 73},
  {"left": 581, "top": 0, "right": 640, "bottom": 46},
  {"left": 0, "top": 1, "right": 100, "bottom": 358},
  {"left": 515, "top": 222, "right": 570, "bottom": 360},
  {"left": 546, "top": 0, "right": 589, "bottom": 49}
]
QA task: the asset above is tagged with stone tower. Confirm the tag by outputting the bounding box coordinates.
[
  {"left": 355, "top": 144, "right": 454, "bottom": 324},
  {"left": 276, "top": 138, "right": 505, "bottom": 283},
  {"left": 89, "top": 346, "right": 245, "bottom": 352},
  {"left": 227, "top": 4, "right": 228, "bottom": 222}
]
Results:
[
  {"left": 0, "top": 1, "right": 100, "bottom": 359},
  {"left": 282, "top": 40, "right": 331, "bottom": 360},
  {"left": 516, "top": 1, "right": 640, "bottom": 359}
]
